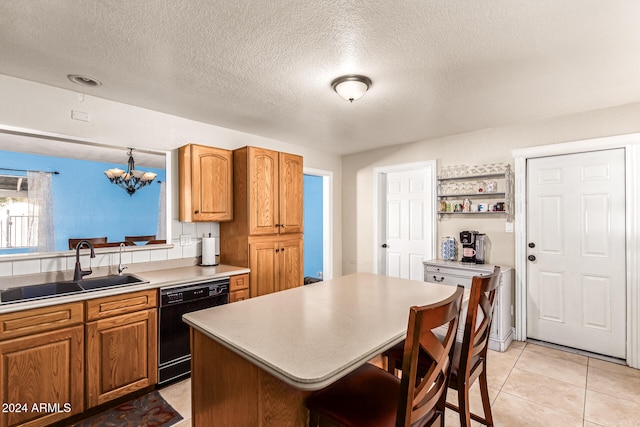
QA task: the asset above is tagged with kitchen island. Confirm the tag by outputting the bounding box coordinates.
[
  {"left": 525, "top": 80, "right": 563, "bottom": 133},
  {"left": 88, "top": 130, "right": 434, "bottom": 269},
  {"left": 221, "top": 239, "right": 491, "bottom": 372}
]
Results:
[{"left": 183, "top": 272, "right": 456, "bottom": 426}]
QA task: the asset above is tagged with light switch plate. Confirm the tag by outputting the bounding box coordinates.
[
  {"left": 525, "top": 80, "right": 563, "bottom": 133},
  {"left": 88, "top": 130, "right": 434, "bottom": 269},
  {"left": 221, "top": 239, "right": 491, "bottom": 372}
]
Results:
[
  {"left": 180, "top": 234, "right": 192, "bottom": 246},
  {"left": 505, "top": 222, "right": 514, "bottom": 233}
]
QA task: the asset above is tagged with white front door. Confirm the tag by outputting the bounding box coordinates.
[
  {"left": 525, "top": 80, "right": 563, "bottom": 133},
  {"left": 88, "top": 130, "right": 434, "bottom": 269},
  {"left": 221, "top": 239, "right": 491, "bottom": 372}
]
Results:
[
  {"left": 526, "top": 149, "right": 626, "bottom": 358},
  {"left": 382, "top": 169, "right": 431, "bottom": 281}
]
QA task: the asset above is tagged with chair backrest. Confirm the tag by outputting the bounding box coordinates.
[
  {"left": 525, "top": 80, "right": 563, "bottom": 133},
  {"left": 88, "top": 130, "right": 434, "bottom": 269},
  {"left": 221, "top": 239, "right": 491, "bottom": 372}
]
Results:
[
  {"left": 396, "top": 286, "right": 464, "bottom": 427},
  {"left": 124, "top": 235, "right": 156, "bottom": 244},
  {"left": 459, "top": 267, "right": 501, "bottom": 381},
  {"left": 92, "top": 241, "right": 135, "bottom": 248},
  {"left": 68, "top": 237, "right": 107, "bottom": 250}
]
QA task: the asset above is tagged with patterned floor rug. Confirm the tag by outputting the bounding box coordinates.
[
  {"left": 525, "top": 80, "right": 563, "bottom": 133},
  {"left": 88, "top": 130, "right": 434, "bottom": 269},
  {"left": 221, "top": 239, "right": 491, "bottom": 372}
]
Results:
[{"left": 73, "top": 390, "right": 183, "bottom": 427}]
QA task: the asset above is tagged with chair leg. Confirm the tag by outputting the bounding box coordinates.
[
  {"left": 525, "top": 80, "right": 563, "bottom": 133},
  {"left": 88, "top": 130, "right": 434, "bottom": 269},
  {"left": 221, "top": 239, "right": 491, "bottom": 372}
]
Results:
[
  {"left": 308, "top": 410, "right": 319, "bottom": 427},
  {"left": 458, "top": 384, "right": 472, "bottom": 427},
  {"left": 386, "top": 355, "right": 397, "bottom": 375},
  {"left": 478, "top": 368, "right": 494, "bottom": 426}
]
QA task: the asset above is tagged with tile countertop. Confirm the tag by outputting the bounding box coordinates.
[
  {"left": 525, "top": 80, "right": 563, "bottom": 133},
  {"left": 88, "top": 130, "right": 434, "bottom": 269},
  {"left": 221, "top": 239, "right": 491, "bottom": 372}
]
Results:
[
  {"left": 183, "top": 272, "right": 457, "bottom": 391},
  {"left": 0, "top": 264, "right": 250, "bottom": 314}
]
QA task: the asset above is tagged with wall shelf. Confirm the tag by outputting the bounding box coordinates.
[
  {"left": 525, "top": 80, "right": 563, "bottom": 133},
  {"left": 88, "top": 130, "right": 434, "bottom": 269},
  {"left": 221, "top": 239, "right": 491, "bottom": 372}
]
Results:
[{"left": 437, "top": 164, "right": 512, "bottom": 221}]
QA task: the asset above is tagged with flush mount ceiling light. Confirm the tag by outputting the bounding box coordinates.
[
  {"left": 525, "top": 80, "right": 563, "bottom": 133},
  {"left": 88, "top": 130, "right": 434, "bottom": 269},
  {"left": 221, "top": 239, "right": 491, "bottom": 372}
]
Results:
[
  {"left": 104, "top": 148, "right": 157, "bottom": 196},
  {"left": 331, "top": 74, "right": 372, "bottom": 102},
  {"left": 67, "top": 74, "right": 102, "bottom": 87}
]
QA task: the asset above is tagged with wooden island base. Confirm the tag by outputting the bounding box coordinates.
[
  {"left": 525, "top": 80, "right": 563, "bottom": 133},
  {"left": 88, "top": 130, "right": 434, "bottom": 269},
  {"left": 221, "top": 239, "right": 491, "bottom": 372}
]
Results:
[{"left": 191, "top": 329, "right": 311, "bottom": 426}]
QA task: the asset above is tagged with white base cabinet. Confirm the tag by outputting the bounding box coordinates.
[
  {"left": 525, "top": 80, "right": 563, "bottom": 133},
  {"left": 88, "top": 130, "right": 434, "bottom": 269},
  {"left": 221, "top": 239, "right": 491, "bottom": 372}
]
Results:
[{"left": 423, "top": 260, "right": 513, "bottom": 352}]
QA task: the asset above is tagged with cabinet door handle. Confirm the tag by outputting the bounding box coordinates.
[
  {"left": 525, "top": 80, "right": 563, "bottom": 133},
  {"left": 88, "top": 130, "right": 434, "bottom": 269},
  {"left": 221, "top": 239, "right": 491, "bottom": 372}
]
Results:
[
  {"left": 194, "top": 210, "right": 199, "bottom": 214},
  {"left": 281, "top": 224, "right": 286, "bottom": 229},
  {"left": 275, "top": 224, "right": 280, "bottom": 227},
  {"left": 275, "top": 249, "right": 280, "bottom": 252},
  {"left": 432, "top": 275, "right": 445, "bottom": 283},
  {"left": 281, "top": 247, "right": 285, "bottom": 252}
]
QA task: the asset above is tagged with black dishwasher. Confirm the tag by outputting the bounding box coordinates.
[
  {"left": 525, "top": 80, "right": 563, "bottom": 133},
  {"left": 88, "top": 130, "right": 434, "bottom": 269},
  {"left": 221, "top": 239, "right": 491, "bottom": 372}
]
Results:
[{"left": 158, "top": 278, "right": 229, "bottom": 386}]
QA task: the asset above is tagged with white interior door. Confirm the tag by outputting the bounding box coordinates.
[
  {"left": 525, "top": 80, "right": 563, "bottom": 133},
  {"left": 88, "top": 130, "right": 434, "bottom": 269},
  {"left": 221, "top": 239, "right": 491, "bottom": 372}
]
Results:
[
  {"left": 382, "top": 169, "right": 430, "bottom": 281},
  {"left": 526, "top": 149, "right": 626, "bottom": 358}
]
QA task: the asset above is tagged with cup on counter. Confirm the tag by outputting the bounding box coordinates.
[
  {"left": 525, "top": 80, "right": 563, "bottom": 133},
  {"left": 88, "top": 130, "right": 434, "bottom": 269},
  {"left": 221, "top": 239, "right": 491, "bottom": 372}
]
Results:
[{"left": 478, "top": 203, "right": 487, "bottom": 212}]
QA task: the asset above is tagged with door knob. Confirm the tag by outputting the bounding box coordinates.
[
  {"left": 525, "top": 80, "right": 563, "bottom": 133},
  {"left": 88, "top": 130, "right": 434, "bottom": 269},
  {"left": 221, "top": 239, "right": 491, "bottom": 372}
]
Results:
[
  {"left": 382, "top": 243, "right": 388, "bottom": 248},
  {"left": 528, "top": 242, "right": 536, "bottom": 248},
  {"left": 528, "top": 255, "right": 536, "bottom": 261}
]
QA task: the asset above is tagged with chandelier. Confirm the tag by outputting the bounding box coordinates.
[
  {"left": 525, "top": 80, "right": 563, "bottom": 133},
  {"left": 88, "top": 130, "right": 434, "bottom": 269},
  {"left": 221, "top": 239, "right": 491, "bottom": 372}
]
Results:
[{"left": 104, "top": 148, "right": 157, "bottom": 196}]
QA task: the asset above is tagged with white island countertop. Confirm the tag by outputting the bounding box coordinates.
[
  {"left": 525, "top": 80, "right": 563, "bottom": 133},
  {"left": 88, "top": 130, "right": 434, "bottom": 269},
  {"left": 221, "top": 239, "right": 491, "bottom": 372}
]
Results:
[{"left": 183, "top": 272, "right": 456, "bottom": 391}]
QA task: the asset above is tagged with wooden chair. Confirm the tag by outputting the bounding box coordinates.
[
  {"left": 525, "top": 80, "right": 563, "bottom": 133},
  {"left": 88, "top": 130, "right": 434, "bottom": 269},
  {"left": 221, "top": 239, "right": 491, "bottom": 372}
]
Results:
[
  {"left": 145, "top": 239, "right": 166, "bottom": 245},
  {"left": 92, "top": 241, "right": 134, "bottom": 248},
  {"left": 385, "top": 267, "right": 501, "bottom": 427},
  {"left": 68, "top": 237, "right": 107, "bottom": 250},
  {"left": 306, "top": 286, "right": 464, "bottom": 427},
  {"left": 124, "top": 235, "right": 156, "bottom": 245}
]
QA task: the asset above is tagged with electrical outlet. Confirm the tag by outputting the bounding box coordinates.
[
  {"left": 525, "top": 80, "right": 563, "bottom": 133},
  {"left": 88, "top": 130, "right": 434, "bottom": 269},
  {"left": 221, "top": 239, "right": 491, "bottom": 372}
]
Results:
[
  {"left": 505, "top": 222, "right": 513, "bottom": 233},
  {"left": 317, "top": 272, "right": 323, "bottom": 279},
  {"left": 71, "top": 110, "right": 90, "bottom": 122},
  {"left": 180, "top": 234, "right": 192, "bottom": 246}
]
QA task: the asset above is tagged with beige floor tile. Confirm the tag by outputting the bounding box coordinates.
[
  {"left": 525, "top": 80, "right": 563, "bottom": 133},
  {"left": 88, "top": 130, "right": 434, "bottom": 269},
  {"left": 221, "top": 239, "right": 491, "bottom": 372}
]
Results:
[
  {"left": 501, "top": 368, "right": 585, "bottom": 418},
  {"left": 491, "top": 392, "right": 583, "bottom": 427},
  {"left": 523, "top": 342, "right": 588, "bottom": 365},
  {"left": 444, "top": 407, "right": 481, "bottom": 427},
  {"left": 587, "top": 366, "right": 640, "bottom": 404},
  {"left": 485, "top": 346, "right": 523, "bottom": 389},
  {"left": 159, "top": 378, "right": 192, "bottom": 419},
  {"left": 588, "top": 358, "right": 640, "bottom": 379},
  {"left": 585, "top": 389, "right": 640, "bottom": 426},
  {"left": 445, "top": 381, "right": 500, "bottom": 418},
  {"left": 509, "top": 340, "right": 526, "bottom": 350},
  {"left": 515, "top": 349, "right": 587, "bottom": 387}
]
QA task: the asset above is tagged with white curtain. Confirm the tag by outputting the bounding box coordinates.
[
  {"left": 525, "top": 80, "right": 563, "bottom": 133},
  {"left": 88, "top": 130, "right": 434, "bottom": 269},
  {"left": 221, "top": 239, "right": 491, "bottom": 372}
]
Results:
[
  {"left": 27, "top": 171, "right": 55, "bottom": 252},
  {"left": 156, "top": 181, "right": 166, "bottom": 240}
]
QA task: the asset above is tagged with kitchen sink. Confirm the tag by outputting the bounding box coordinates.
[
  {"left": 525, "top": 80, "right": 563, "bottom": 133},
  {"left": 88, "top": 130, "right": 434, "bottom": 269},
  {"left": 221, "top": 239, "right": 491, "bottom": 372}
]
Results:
[
  {"left": 77, "top": 274, "right": 147, "bottom": 290},
  {"left": 0, "top": 274, "right": 148, "bottom": 304},
  {"left": 0, "top": 281, "right": 84, "bottom": 303}
]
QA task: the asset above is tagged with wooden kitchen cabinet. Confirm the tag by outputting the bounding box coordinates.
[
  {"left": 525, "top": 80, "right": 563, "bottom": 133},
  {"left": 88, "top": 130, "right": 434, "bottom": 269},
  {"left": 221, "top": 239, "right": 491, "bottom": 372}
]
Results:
[
  {"left": 249, "top": 237, "right": 303, "bottom": 297},
  {"left": 0, "top": 303, "right": 84, "bottom": 427},
  {"left": 85, "top": 290, "right": 157, "bottom": 408},
  {"left": 221, "top": 146, "right": 304, "bottom": 297},
  {"left": 229, "top": 273, "right": 250, "bottom": 303},
  {"left": 179, "top": 143, "right": 233, "bottom": 222}
]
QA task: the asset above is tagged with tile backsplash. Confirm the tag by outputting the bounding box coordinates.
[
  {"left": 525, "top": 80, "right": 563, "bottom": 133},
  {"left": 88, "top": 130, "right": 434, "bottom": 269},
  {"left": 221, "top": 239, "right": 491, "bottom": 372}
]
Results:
[{"left": 0, "top": 220, "right": 220, "bottom": 282}]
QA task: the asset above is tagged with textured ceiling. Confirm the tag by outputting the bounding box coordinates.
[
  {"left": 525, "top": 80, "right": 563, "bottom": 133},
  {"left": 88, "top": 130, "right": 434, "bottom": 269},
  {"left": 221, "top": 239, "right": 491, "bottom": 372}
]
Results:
[{"left": 1, "top": 1, "right": 640, "bottom": 155}]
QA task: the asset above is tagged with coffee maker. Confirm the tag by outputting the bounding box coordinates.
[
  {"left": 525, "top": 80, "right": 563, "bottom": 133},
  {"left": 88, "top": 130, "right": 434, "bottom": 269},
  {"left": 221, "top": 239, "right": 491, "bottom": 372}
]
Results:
[{"left": 459, "top": 231, "right": 487, "bottom": 264}]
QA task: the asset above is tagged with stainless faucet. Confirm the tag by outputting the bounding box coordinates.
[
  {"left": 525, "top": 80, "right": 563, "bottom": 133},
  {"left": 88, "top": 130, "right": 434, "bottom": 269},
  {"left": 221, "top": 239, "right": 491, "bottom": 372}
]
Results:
[
  {"left": 73, "top": 240, "right": 96, "bottom": 281},
  {"left": 118, "top": 242, "right": 128, "bottom": 276}
]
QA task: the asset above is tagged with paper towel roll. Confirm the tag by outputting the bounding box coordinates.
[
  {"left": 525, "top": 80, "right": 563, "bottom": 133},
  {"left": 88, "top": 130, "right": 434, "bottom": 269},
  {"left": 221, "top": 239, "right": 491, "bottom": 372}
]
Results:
[{"left": 201, "top": 236, "right": 217, "bottom": 266}]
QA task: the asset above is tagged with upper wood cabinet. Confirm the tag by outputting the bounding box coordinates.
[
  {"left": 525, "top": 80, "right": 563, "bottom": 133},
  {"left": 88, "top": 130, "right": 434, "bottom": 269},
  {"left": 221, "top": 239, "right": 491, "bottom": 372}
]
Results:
[
  {"left": 179, "top": 144, "right": 233, "bottom": 222},
  {"left": 245, "top": 147, "right": 303, "bottom": 235}
]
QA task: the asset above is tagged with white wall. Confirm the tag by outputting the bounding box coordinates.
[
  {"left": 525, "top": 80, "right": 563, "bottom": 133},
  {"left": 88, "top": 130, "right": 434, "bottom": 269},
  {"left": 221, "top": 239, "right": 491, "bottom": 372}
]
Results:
[
  {"left": 0, "top": 75, "right": 343, "bottom": 277},
  {"left": 342, "top": 101, "right": 640, "bottom": 274}
]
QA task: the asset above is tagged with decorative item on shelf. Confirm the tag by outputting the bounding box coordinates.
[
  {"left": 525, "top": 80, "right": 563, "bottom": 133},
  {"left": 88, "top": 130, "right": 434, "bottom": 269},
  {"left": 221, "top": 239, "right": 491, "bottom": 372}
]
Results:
[
  {"left": 476, "top": 180, "right": 486, "bottom": 193},
  {"left": 486, "top": 180, "right": 497, "bottom": 193},
  {"left": 104, "top": 148, "right": 157, "bottom": 196}
]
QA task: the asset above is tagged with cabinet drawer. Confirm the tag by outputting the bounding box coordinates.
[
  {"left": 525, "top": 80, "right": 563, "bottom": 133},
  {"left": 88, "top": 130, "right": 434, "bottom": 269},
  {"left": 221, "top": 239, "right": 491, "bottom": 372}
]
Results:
[
  {"left": 230, "top": 274, "right": 249, "bottom": 292},
  {"left": 86, "top": 290, "right": 157, "bottom": 321},
  {"left": 425, "top": 273, "right": 472, "bottom": 287},
  {"left": 229, "top": 289, "right": 250, "bottom": 303},
  {"left": 424, "top": 264, "right": 480, "bottom": 278},
  {"left": 0, "top": 302, "right": 84, "bottom": 341}
]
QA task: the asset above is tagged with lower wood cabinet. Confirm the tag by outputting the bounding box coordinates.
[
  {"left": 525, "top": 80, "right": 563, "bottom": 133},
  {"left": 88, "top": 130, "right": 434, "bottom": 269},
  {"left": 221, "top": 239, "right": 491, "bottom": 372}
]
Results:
[
  {"left": 0, "top": 304, "right": 84, "bottom": 427},
  {"left": 85, "top": 290, "right": 157, "bottom": 408},
  {"left": 229, "top": 274, "right": 250, "bottom": 303},
  {"left": 249, "top": 237, "right": 303, "bottom": 297}
]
